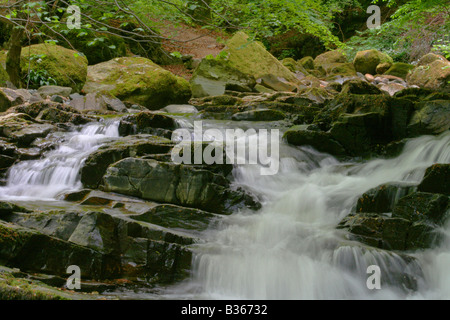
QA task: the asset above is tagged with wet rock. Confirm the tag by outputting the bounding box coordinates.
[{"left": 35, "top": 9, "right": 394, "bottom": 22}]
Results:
[
  {"left": 417, "top": 164, "right": 450, "bottom": 195},
  {"left": 283, "top": 126, "right": 346, "bottom": 156},
  {"left": 80, "top": 135, "right": 174, "bottom": 188},
  {"left": 102, "top": 157, "right": 260, "bottom": 214},
  {"left": 407, "top": 100, "right": 450, "bottom": 137},
  {"left": 131, "top": 204, "right": 216, "bottom": 231},
  {"left": 231, "top": 109, "right": 286, "bottom": 121}
]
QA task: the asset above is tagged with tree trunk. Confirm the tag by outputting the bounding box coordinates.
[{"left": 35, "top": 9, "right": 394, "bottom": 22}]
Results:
[{"left": 6, "top": 26, "right": 24, "bottom": 88}]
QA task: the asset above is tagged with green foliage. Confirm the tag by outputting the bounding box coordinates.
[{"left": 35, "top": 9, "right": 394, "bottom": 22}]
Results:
[
  {"left": 24, "top": 54, "right": 57, "bottom": 88},
  {"left": 346, "top": 0, "right": 450, "bottom": 62},
  {"left": 209, "top": 0, "right": 342, "bottom": 49}
]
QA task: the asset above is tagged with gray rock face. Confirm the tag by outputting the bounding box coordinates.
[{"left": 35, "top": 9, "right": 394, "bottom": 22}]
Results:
[
  {"left": 103, "top": 158, "right": 260, "bottom": 214},
  {"left": 37, "top": 85, "right": 73, "bottom": 98},
  {"left": 190, "top": 59, "right": 256, "bottom": 98}
]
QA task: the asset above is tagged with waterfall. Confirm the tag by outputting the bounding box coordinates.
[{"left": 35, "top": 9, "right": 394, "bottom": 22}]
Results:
[
  {"left": 0, "top": 120, "right": 120, "bottom": 201},
  {"left": 178, "top": 130, "right": 450, "bottom": 300}
]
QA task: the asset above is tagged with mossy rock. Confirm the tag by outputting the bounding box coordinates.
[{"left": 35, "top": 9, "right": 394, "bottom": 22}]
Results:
[
  {"left": 298, "top": 56, "right": 314, "bottom": 70},
  {"left": 20, "top": 44, "right": 88, "bottom": 92},
  {"left": 384, "top": 63, "right": 415, "bottom": 80},
  {"left": 224, "top": 31, "right": 297, "bottom": 82},
  {"left": 281, "top": 58, "right": 309, "bottom": 75},
  {"left": 353, "top": 49, "right": 393, "bottom": 75},
  {"left": 313, "top": 50, "right": 347, "bottom": 71},
  {"left": 406, "top": 59, "right": 450, "bottom": 93},
  {"left": 82, "top": 57, "right": 192, "bottom": 110},
  {"left": 417, "top": 53, "right": 447, "bottom": 66}
]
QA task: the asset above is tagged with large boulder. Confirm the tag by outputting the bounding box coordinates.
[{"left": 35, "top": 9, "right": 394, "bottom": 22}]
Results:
[
  {"left": 353, "top": 49, "right": 393, "bottom": 75},
  {"left": 417, "top": 164, "right": 450, "bottom": 195},
  {"left": 102, "top": 157, "right": 259, "bottom": 214},
  {"left": 0, "top": 89, "right": 11, "bottom": 112},
  {"left": 384, "top": 63, "right": 415, "bottom": 80},
  {"left": 406, "top": 54, "right": 450, "bottom": 93},
  {"left": 80, "top": 134, "right": 174, "bottom": 189},
  {"left": 407, "top": 100, "right": 450, "bottom": 137},
  {"left": 223, "top": 31, "right": 297, "bottom": 82},
  {"left": 190, "top": 58, "right": 256, "bottom": 98},
  {"left": 20, "top": 44, "right": 88, "bottom": 92},
  {"left": 82, "top": 57, "right": 192, "bottom": 110},
  {"left": 338, "top": 184, "right": 449, "bottom": 251}
]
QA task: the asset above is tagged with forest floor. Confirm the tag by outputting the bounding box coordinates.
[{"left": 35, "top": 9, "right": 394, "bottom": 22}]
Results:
[{"left": 153, "top": 20, "right": 229, "bottom": 80}]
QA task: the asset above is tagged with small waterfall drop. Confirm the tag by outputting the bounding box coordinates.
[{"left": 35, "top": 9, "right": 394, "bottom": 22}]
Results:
[
  {"left": 0, "top": 120, "right": 120, "bottom": 201},
  {"left": 181, "top": 130, "right": 450, "bottom": 300}
]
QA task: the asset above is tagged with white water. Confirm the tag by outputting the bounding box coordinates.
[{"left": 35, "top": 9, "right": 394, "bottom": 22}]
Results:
[
  {"left": 0, "top": 120, "right": 120, "bottom": 201},
  {"left": 167, "top": 128, "right": 450, "bottom": 300},
  {"left": 1, "top": 115, "right": 449, "bottom": 300}
]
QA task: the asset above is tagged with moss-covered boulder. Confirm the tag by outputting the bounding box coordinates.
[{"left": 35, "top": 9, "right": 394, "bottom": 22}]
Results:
[
  {"left": 82, "top": 57, "right": 192, "bottom": 110},
  {"left": 384, "top": 63, "right": 414, "bottom": 79},
  {"left": 298, "top": 56, "right": 315, "bottom": 70},
  {"left": 20, "top": 44, "right": 88, "bottom": 92},
  {"left": 407, "top": 100, "right": 450, "bottom": 136},
  {"left": 223, "top": 31, "right": 297, "bottom": 82},
  {"left": 353, "top": 49, "right": 393, "bottom": 75},
  {"left": 406, "top": 57, "right": 450, "bottom": 93},
  {"left": 190, "top": 58, "right": 256, "bottom": 98}
]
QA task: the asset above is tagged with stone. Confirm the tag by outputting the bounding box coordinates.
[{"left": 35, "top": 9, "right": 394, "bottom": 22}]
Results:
[
  {"left": 223, "top": 31, "right": 297, "bottom": 82},
  {"left": 384, "top": 63, "right": 415, "bottom": 80},
  {"left": 37, "top": 86, "right": 72, "bottom": 98},
  {"left": 102, "top": 158, "right": 260, "bottom": 214},
  {"left": 69, "top": 92, "right": 127, "bottom": 113},
  {"left": 353, "top": 49, "right": 393, "bottom": 75},
  {"left": 162, "top": 104, "right": 198, "bottom": 114},
  {"left": 407, "top": 58, "right": 450, "bottom": 93},
  {"left": 283, "top": 126, "right": 346, "bottom": 156},
  {"left": 417, "top": 164, "right": 450, "bottom": 195},
  {"left": 80, "top": 134, "right": 174, "bottom": 188},
  {"left": 379, "top": 83, "right": 407, "bottom": 96},
  {"left": 0, "top": 89, "right": 11, "bottom": 112},
  {"left": 407, "top": 100, "right": 450, "bottom": 137},
  {"left": 231, "top": 109, "right": 286, "bottom": 121},
  {"left": 82, "top": 57, "right": 192, "bottom": 110},
  {"left": 20, "top": 44, "right": 88, "bottom": 92},
  {"left": 190, "top": 58, "right": 256, "bottom": 98},
  {"left": 257, "top": 74, "right": 297, "bottom": 92}
]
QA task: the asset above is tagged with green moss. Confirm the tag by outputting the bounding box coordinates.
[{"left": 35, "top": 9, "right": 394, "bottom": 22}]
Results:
[
  {"left": 20, "top": 44, "right": 88, "bottom": 92},
  {"left": 353, "top": 49, "right": 394, "bottom": 75},
  {"left": 384, "top": 63, "right": 415, "bottom": 79},
  {"left": 0, "top": 64, "right": 9, "bottom": 87},
  {"left": 224, "top": 31, "right": 297, "bottom": 82}
]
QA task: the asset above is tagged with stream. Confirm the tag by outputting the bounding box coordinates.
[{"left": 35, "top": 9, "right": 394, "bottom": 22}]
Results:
[{"left": 0, "top": 116, "right": 449, "bottom": 300}]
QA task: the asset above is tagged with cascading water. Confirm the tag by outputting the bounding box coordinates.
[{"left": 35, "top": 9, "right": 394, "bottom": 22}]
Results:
[
  {"left": 166, "top": 120, "right": 450, "bottom": 300},
  {"left": 0, "top": 120, "right": 120, "bottom": 201}
]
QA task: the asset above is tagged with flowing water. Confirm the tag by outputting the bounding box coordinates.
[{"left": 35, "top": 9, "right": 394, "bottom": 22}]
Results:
[
  {"left": 1, "top": 116, "right": 450, "bottom": 300},
  {"left": 0, "top": 120, "right": 120, "bottom": 201}
]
